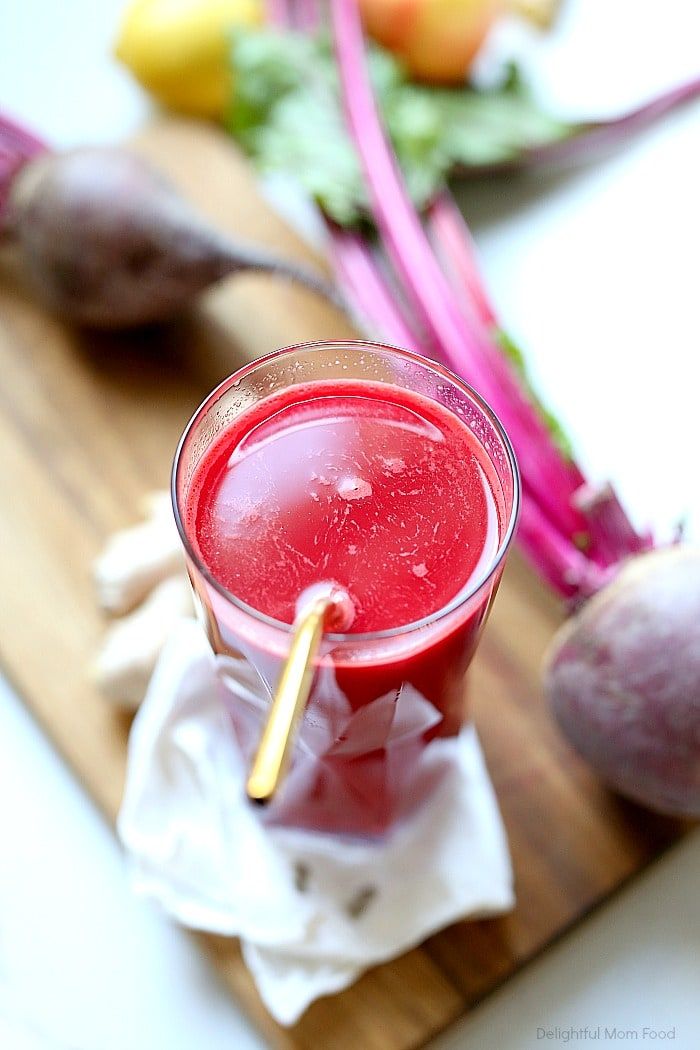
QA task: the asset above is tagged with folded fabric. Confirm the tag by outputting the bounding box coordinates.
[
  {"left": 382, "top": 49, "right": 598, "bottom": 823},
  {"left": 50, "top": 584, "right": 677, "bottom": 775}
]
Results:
[{"left": 118, "top": 620, "right": 514, "bottom": 1025}]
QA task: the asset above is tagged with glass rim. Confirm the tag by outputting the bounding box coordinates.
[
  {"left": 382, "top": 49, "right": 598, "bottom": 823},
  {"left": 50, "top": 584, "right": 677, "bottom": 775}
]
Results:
[{"left": 172, "top": 340, "right": 521, "bottom": 643}]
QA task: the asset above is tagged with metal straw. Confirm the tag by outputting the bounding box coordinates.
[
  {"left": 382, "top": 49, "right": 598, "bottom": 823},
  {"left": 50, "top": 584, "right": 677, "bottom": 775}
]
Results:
[{"left": 246, "top": 595, "right": 332, "bottom": 805}]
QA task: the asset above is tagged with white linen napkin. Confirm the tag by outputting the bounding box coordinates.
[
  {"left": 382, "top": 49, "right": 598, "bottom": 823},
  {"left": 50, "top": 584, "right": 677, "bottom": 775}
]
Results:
[{"left": 118, "top": 620, "right": 514, "bottom": 1025}]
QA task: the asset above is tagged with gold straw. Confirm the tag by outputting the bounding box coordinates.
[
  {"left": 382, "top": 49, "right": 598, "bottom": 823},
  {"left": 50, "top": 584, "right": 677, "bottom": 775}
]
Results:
[{"left": 246, "top": 595, "right": 331, "bottom": 804}]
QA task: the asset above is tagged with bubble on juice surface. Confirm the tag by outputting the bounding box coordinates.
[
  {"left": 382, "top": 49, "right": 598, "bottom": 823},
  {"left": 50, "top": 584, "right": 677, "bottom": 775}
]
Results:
[
  {"left": 337, "top": 476, "right": 372, "bottom": 501},
  {"left": 381, "top": 456, "right": 405, "bottom": 475}
]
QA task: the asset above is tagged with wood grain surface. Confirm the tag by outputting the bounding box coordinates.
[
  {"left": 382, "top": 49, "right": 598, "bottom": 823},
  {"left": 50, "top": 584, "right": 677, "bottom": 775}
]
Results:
[{"left": 0, "top": 118, "right": 687, "bottom": 1050}]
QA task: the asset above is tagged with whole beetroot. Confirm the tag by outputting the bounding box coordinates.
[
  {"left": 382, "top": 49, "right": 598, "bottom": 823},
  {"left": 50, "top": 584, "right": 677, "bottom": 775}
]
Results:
[
  {"left": 2, "top": 146, "right": 340, "bottom": 328},
  {"left": 545, "top": 546, "right": 700, "bottom": 819}
]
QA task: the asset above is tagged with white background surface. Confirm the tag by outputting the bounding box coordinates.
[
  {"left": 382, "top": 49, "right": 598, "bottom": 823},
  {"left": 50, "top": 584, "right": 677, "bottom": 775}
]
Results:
[{"left": 1, "top": 1, "right": 699, "bottom": 1048}]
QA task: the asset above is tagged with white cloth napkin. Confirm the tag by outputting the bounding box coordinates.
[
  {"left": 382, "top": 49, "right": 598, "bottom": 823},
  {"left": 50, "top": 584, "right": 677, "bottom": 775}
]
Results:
[{"left": 118, "top": 621, "right": 514, "bottom": 1025}]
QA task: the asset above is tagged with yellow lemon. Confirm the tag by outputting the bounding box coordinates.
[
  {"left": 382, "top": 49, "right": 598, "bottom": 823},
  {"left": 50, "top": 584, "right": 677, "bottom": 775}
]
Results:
[{"left": 115, "top": 0, "right": 264, "bottom": 118}]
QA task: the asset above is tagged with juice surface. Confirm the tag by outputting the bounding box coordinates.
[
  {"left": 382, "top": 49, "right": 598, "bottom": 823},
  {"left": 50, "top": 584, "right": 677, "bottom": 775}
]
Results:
[{"left": 187, "top": 379, "right": 501, "bottom": 634}]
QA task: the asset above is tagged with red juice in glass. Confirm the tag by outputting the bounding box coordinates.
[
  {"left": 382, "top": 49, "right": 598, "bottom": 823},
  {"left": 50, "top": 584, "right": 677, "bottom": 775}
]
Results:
[{"left": 173, "top": 342, "right": 519, "bottom": 835}]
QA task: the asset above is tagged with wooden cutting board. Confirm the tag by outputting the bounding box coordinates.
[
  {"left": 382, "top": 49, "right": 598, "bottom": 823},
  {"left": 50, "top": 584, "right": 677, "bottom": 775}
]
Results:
[{"left": 0, "top": 118, "right": 688, "bottom": 1050}]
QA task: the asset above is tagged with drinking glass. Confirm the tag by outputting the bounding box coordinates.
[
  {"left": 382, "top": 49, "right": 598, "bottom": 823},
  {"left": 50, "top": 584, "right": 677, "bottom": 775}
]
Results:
[{"left": 172, "top": 341, "right": 519, "bottom": 835}]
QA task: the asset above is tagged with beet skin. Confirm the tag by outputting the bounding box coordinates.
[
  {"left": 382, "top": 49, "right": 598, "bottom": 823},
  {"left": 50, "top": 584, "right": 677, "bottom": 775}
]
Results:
[{"left": 545, "top": 546, "right": 700, "bottom": 818}]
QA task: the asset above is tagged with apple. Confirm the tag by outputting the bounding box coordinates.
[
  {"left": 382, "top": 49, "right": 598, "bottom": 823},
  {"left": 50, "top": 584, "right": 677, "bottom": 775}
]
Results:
[{"left": 359, "top": 0, "right": 502, "bottom": 84}]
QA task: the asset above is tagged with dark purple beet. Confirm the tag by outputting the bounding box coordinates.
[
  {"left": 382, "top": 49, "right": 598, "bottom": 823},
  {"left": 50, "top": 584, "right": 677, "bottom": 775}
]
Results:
[
  {"left": 545, "top": 546, "right": 700, "bottom": 818},
  {"left": 3, "top": 147, "right": 341, "bottom": 327}
]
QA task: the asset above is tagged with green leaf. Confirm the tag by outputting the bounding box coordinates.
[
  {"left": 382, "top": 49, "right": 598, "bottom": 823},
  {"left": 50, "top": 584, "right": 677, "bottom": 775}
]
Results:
[
  {"left": 227, "top": 30, "right": 309, "bottom": 136},
  {"left": 430, "top": 80, "right": 571, "bottom": 169},
  {"left": 227, "top": 30, "right": 363, "bottom": 224},
  {"left": 227, "top": 28, "right": 574, "bottom": 227}
]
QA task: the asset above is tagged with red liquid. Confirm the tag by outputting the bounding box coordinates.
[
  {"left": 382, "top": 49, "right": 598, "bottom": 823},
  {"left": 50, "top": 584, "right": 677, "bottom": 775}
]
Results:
[
  {"left": 186, "top": 379, "right": 505, "bottom": 833},
  {"left": 189, "top": 380, "right": 500, "bottom": 631}
]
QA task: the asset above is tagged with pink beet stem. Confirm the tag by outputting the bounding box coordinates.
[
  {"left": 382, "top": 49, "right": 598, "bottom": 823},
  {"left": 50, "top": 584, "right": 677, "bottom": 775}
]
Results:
[
  {"left": 332, "top": 0, "right": 478, "bottom": 365},
  {"left": 518, "top": 490, "right": 611, "bottom": 601},
  {"left": 424, "top": 190, "right": 596, "bottom": 501},
  {"left": 427, "top": 192, "right": 497, "bottom": 331},
  {"left": 329, "top": 226, "right": 426, "bottom": 350},
  {"left": 573, "top": 482, "right": 653, "bottom": 565}
]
